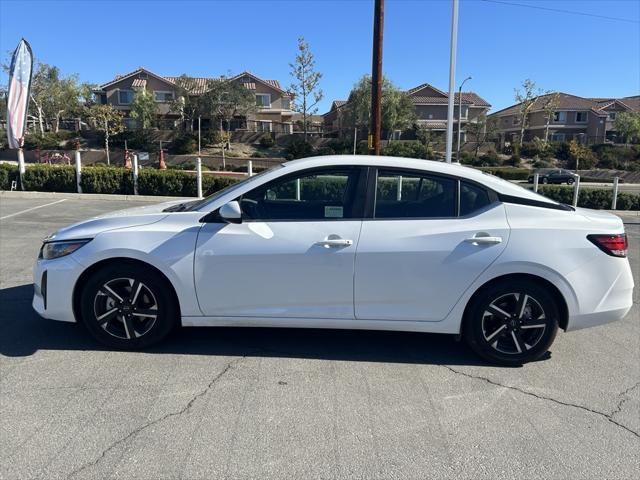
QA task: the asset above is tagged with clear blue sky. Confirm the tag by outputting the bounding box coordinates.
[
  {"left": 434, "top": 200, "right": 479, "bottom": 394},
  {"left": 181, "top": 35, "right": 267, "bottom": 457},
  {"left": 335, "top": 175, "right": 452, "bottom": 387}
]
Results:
[{"left": 1, "top": 0, "right": 638, "bottom": 113}]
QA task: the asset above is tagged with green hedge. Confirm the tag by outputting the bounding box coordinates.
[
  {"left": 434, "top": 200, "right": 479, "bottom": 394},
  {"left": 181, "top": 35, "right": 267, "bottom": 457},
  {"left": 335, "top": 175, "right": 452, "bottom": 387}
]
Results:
[
  {"left": 538, "top": 186, "right": 640, "bottom": 210},
  {"left": 0, "top": 163, "right": 239, "bottom": 197},
  {"left": 476, "top": 167, "right": 530, "bottom": 180}
]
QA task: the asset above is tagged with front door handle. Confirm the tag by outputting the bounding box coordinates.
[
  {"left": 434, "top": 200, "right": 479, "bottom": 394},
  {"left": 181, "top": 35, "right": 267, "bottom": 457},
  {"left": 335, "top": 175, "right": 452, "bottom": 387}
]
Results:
[
  {"left": 464, "top": 234, "right": 502, "bottom": 245},
  {"left": 315, "top": 238, "right": 353, "bottom": 248}
]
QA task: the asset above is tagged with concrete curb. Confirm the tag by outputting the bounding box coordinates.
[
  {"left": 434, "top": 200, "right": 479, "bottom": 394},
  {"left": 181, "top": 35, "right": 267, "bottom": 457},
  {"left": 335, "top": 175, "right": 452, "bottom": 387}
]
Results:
[{"left": 0, "top": 190, "right": 192, "bottom": 203}]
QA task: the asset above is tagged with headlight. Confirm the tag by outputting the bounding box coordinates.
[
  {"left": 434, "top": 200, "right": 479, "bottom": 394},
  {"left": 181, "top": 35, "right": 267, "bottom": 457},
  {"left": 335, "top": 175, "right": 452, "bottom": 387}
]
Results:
[{"left": 39, "top": 239, "right": 91, "bottom": 260}]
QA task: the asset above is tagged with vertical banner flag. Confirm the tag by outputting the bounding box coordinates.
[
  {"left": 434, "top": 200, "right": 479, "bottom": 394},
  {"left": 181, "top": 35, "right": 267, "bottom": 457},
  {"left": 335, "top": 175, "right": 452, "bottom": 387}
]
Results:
[{"left": 6, "top": 39, "right": 34, "bottom": 149}]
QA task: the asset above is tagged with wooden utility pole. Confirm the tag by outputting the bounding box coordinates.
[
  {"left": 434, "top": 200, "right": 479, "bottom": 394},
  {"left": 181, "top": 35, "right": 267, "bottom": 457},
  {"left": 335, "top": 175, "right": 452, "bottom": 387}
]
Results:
[{"left": 370, "top": 0, "right": 384, "bottom": 155}]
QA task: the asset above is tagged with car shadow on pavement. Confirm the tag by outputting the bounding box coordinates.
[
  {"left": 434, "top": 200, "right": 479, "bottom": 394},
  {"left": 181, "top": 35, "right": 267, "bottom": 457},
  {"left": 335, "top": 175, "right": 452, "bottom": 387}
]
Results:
[{"left": 1, "top": 283, "right": 496, "bottom": 366}]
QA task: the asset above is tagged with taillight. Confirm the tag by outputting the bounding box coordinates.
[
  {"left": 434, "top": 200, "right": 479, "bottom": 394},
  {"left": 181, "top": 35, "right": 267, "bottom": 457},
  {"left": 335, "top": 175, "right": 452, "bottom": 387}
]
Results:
[{"left": 587, "top": 234, "right": 628, "bottom": 258}]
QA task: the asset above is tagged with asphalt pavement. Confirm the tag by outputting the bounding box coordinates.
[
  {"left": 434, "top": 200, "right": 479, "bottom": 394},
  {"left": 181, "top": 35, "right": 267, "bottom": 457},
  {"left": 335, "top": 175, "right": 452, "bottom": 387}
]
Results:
[{"left": 1, "top": 192, "right": 638, "bottom": 480}]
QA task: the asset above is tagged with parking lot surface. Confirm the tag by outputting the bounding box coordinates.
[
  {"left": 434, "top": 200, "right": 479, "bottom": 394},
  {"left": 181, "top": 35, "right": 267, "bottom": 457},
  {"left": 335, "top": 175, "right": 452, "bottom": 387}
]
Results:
[{"left": 1, "top": 193, "right": 638, "bottom": 480}]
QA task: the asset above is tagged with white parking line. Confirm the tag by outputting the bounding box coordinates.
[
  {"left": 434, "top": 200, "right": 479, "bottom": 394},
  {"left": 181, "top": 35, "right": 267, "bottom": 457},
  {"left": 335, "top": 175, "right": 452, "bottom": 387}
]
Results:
[{"left": 0, "top": 199, "right": 68, "bottom": 220}]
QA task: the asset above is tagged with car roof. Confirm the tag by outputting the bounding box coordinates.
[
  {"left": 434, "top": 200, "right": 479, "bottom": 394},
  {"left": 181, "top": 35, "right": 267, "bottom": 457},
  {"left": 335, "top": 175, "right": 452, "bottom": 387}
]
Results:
[{"left": 283, "top": 155, "right": 557, "bottom": 204}]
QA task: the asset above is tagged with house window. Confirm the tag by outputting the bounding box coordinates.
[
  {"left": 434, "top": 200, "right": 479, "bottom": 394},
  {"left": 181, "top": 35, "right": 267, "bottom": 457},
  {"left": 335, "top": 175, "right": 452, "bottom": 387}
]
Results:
[
  {"left": 256, "top": 94, "right": 271, "bottom": 108},
  {"left": 256, "top": 120, "right": 272, "bottom": 132},
  {"left": 608, "top": 112, "right": 617, "bottom": 121},
  {"left": 553, "top": 111, "right": 567, "bottom": 123},
  {"left": 459, "top": 106, "right": 468, "bottom": 119},
  {"left": 512, "top": 116, "right": 519, "bottom": 125},
  {"left": 576, "top": 112, "right": 588, "bottom": 123},
  {"left": 123, "top": 118, "right": 137, "bottom": 129},
  {"left": 154, "top": 91, "right": 174, "bottom": 102},
  {"left": 281, "top": 98, "right": 291, "bottom": 110},
  {"left": 118, "top": 90, "right": 134, "bottom": 105},
  {"left": 551, "top": 133, "right": 565, "bottom": 142}
]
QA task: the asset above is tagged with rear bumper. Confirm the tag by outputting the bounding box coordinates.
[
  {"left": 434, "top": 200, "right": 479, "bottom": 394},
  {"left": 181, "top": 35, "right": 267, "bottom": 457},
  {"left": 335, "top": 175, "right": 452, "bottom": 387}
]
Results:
[{"left": 565, "top": 258, "right": 634, "bottom": 331}]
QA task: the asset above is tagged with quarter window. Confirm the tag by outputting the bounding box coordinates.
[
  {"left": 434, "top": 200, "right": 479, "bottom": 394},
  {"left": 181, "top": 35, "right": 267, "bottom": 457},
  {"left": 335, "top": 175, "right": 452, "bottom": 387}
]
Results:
[
  {"left": 374, "top": 170, "right": 456, "bottom": 218},
  {"left": 460, "top": 181, "right": 491, "bottom": 216},
  {"left": 240, "top": 168, "right": 361, "bottom": 221}
]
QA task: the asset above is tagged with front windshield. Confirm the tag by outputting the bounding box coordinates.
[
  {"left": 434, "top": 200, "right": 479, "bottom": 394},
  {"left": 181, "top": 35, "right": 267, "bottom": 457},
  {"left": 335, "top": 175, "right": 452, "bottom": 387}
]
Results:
[{"left": 183, "top": 165, "right": 283, "bottom": 211}]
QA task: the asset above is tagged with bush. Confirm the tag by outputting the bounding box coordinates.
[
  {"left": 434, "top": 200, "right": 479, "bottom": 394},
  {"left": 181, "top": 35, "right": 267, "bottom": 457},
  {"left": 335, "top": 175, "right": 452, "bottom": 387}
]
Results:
[
  {"left": 259, "top": 134, "right": 275, "bottom": 148},
  {"left": 81, "top": 165, "right": 134, "bottom": 194},
  {"left": 477, "top": 166, "right": 530, "bottom": 180},
  {"left": 478, "top": 149, "right": 501, "bottom": 166},
  {"left": 170, "top": 133, "right": 197, "bottom": 154},
  {"left": 21, "top": 165, "right": 77, "bottom": 192},
  {"left": 381, "top": 141, "right": 428, "bottom": 159},
  {"left": 591, "top": 144, "right": 640, "bottom": 170},
  {"left": 251, "top": 151, "right": 266, "bottom": 158},
  {"left": 23, "top": 131, "right": 76, "bottom": 150},
  {"left": 509, "top": 153, "right": 521, "bottom": 167},
  {"left": 538, "top": 185, "right": 640, "bottom": 210},
  {"left": 0, "top": 163, "right": 17, "bottom": 190},
  {"left": 285, "top": 138, "right": 314, "bottom": 160},
  {"left": 459, "top": 151, "right": 475, "bottom": 165}
]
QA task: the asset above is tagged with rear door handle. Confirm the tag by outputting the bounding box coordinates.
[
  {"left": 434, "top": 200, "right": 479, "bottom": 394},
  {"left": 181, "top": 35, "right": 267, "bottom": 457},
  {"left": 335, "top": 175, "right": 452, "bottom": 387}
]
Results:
[
  {"left": 315, "top": 239, "right": 353, "bottom": 248},
  {"left": 464, "top": 234, "right": 502, "bottom": 245}
]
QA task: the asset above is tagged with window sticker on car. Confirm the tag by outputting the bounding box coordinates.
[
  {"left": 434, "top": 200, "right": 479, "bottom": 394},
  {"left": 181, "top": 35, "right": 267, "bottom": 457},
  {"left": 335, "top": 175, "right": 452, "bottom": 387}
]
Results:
[{"left": 325, "top": 206, "right": 343, "bottom": 218}]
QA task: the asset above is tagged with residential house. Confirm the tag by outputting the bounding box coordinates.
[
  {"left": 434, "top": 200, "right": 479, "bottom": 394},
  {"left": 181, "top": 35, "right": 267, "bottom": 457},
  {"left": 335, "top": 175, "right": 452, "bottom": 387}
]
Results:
[
  {"left": 489, "top": 93, "right": 640, "bottom": 146},
  {"left": 322, "top": 84, "right": 491, "bottom": 141},
  {"left": 92, "top": 68, "right": 294, "bottom": 133}
]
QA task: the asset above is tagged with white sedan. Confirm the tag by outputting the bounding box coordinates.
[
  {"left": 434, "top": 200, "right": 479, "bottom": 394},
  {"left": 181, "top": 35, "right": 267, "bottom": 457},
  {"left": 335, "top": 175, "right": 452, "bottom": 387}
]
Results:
[{"left": 33, "top": 156, "right": 634, "bottom": 365}]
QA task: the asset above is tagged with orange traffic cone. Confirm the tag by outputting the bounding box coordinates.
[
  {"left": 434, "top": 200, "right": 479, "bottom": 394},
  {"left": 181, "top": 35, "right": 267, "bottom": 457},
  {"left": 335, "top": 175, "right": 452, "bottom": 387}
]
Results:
[{"left": 158, "top": 148, "right": 167, "bottom": 170}]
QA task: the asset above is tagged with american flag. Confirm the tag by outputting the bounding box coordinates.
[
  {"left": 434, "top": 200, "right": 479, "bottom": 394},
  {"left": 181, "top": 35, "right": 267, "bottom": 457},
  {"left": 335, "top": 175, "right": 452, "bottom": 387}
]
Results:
[{"left": 6, "top": 39, "right": 33, "bottom": 149}]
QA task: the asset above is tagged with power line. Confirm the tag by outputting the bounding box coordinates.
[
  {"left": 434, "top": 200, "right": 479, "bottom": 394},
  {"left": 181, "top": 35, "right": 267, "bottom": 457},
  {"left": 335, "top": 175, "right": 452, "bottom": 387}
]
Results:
[{"left": 479, "top": 0, "right": 640, "bottom": 24}]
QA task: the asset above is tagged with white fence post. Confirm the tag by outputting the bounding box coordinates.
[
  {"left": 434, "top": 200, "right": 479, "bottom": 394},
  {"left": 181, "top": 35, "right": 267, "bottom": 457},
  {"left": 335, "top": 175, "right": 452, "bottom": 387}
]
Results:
[
  {"left": 74, "top": 150, "right": 82, "bottom": 193},
  {"left": 196, "top": 157, "right": 203, "bottom": 198},
  {"left": 572, "top": 175, "right": 580, "bottom": 207},
  {"left": 533, "top": 173, "right": 539, "bottom": 193},
  {"left": 17, "top": 148, "right": 26, "bottom": 190},
  {"left": 611, "top": 177, "right": 619, "bottom": 210},
  {"left": 247, "top": 160, "right": 253, "bottom": 177},
  {"left": 133, "top": 154, "right": 139, "bottom": 195}
]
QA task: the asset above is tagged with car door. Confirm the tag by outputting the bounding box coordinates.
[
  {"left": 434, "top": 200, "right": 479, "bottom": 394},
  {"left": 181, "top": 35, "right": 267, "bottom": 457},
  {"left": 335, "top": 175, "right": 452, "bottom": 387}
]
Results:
[
  {"left": 194, "top": 166, "right": 366, "bottom": 319},
  {"left": 354, "top": 168, "right": 510, "bottom": 322}
]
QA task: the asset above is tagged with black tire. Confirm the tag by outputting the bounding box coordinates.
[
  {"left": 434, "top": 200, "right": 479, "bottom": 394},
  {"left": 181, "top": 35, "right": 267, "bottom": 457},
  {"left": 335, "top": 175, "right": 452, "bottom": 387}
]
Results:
[
  {"left": 80, "top": 263, "right": 178, "bottom": 349},
  {"left": 567, "top": 178, "right": 575, "bottom": 185},
  {"left": 463, "top": 280, "right": 559, "bottom": 366},
  {"left": 541, "top": 178, "right": 549, "bottom": 184}
]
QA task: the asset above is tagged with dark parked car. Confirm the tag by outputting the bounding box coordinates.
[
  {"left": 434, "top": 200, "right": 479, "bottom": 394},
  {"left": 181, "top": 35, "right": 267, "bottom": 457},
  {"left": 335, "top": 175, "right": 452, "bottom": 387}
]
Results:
[{"left": 528, "top": 169, "right": 577, "bottom": 185}]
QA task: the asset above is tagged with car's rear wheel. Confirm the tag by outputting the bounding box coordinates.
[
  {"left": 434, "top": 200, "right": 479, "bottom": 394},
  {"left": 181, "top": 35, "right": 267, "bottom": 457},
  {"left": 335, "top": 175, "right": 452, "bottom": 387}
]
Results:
[
  {"left": 567, "top": 178, "right": 575, "bottom": 185},
  {"left": 80, "top": 264, "right": 178, "bottom": 349},
  {"left": 463, "top": 280, "right": 559, "bottom": 366},
  {"left": 541, "top": 178, "right": 549, "bottom": 184}
]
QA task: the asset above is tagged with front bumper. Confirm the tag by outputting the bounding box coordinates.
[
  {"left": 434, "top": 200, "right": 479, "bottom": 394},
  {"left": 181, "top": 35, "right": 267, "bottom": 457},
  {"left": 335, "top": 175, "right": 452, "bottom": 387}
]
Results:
[{"left": 32, "top": 255, "right": 84, "bottom": 322}]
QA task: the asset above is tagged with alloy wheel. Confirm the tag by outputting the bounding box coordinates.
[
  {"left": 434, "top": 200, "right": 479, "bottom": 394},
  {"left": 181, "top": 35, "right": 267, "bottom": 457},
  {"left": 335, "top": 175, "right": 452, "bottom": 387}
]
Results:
[
  {"left": 481, "top": 292, "right": 548, "bottom": 355},
  {"left": 93, "top": 277, "right": 159, "bottom": 340}
]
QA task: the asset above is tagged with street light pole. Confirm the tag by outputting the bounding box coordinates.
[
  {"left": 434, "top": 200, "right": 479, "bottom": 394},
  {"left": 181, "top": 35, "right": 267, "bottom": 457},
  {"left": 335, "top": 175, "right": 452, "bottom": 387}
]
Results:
[
  {"left": 370, "top": 0, "right": 384, "bottom": 155},
  {"left": 445, "top": 0, "right": 459, "bottom": 164},
  {"left": 456, "top": 75, "right": 472, "bottom": 161}
]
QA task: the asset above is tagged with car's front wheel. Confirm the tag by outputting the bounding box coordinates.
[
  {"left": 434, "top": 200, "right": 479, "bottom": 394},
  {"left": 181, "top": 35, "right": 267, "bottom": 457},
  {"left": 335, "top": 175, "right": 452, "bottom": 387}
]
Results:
[
  {"left": 80, "top": 263, "right": 178, "bottom": 349},
  {"left": 463, "top": 280, "right": 559, "bottom": 365},
  {"left": 567, "top": 178, "right": 575, "bottom": 185},
  {"left": 541, "top": 177, "right": 549, "bottom": 184}
]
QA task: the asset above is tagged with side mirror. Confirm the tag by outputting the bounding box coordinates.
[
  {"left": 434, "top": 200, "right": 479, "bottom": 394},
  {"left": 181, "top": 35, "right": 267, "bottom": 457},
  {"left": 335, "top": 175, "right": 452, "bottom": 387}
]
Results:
[{"left": 219, "top": 200, "right": 242, "bottom": 224}]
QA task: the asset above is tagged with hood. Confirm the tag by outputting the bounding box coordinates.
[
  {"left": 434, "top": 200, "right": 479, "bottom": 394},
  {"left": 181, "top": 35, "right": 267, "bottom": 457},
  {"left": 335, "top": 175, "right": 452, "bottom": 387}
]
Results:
[{"left": 46, "top": 199, "right": 185, "bottom": 242}]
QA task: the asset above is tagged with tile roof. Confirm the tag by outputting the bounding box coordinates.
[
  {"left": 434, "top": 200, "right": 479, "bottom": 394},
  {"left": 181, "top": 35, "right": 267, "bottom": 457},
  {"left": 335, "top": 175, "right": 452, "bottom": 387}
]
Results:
[
  {"left": 491, "top": 92, "right": 640, "bottom": 117},
  {"left": 97, "top": 68, "right": 285, "bottom": 96},
  {"left": 411, "top": 93, "right": 490, "bottom": 107},
  {"left": 416, "top": 121, "right": 447, "bottom": 129},
  {"left": 490, "top": 92, "right": 609, "bottom": 117}
]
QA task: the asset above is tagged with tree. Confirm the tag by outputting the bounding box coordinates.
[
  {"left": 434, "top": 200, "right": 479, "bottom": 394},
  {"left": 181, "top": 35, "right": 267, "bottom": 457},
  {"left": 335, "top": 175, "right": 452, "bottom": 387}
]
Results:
[
  {"left": 129, "top": 87, "right": 156, "bottom": 129},
  {"left": 614, "top": 112, "right": 640, "bottom": 144},
  {"left": 168, "top": 75, "right": 204, "bottom": 131},
  {"left": 201, "top": 77, "right": 255, "bottom": 133},
  {"left": 541, "top": 91, "right": 561, "bottom": 143},
  {"left": 514, "top": 79, "right": 541, "bottom": 147},
  {"left": 87, "top": 104, "right": 124, "bottom": 164},
  {"left": 345, "top": 75, "right": 415, "bottom": 141},
  {"left": 381, "top": 88, "right": 415, "bottom": 143},
  {"left": 289, "top": 37, "right": 323, "bottom": 139},
  {"left": 465, "top": 114, "right": 498, "bottom": 158}
]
